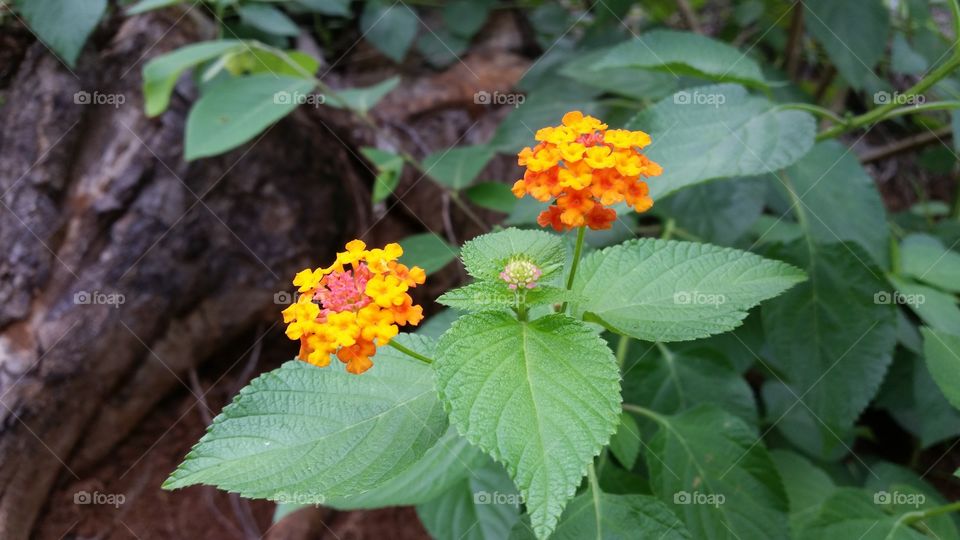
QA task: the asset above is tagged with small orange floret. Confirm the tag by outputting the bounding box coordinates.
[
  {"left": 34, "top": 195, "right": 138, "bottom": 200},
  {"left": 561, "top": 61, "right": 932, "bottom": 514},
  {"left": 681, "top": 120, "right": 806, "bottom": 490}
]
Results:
[
  {"left": 281, "top": 240, "right": 425, "bottom": 374},
  {"left": 515, "top": 111, "right": 662, "bottom": 231}
]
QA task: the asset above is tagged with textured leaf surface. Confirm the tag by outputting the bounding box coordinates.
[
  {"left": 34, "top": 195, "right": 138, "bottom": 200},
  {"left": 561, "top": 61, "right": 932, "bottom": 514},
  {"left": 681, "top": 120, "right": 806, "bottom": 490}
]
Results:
[
  {"left": 901, "top": 234, "right": 960, "bottom": 293},
  {"left": 325, "top": 427, "right": 487, "bottom": 509},
  {"left": 608, "top": 412, "right": 641, "bottom": 470},
  {"left": 571, "top": 238, "right": 805, "bottom": 342},
  {"left": 435, "top": 313, "right": 621, "bottom": 539},
  {"left": 596, "top": 30, "right": 766, "bottom": 87},
  {"left": 644, "top": 406, "right": 789, "bottom": 540},
  {"left": 510, "top": 491, "right": 690, "bottom": 539},
  {"left": 417, "top": 459, "right": 522, "bottom": 540},
  {"left": 626, "top": 84, "right": 815, "bottom": 199},
  {"left": 437, "top": 282, "right": 575, "bottom": 313},
  {"left": 165, "top": 335, "right": 447, "bottom": 500},
  {"left": 762, "top": 241, "right": 896, "bottom": 442},
  {"left": 185, "top": 75, "right": 315, "bottom": 160},
  {"left": 770, "top": 450, "right": 836, "bottom": 535},
  {"left": 799, "top": 489, "right": 927, "bottom": 540},
  {"left": 803, "top": 0, "right": 889, "bottom": 88},
  {"left": 622, "top": 346, "right": 756, "bottom": 424},
  {"left": 460, "top": 228, "right": 566, "bottom": 282},
  {"left": 657, "top": 177, "right": 766, "bottom": 246},
  {"left": 922, "top": 328, "right": 960, "bottom": 411},
  {"left": 776, "top": 141, "right": 889, "bottom": 267}
]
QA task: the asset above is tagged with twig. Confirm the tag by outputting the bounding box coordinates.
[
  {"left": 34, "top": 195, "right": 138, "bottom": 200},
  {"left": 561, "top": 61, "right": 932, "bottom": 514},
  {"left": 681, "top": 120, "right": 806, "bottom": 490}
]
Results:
[
  {"left": 858, "top": 126, "right": 953, "bottom": 163},
  {"left": 675, "top": 0, "right": 703, "bottom": 33},
  {"left": 785, "top": 1, "right": 804, "bottom": 80}
]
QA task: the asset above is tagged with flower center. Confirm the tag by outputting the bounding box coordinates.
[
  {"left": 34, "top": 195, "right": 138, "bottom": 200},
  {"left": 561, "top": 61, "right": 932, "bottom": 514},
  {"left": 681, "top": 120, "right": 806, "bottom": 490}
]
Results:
[
  {"left": 500, "top": 259, "right": 542, "bottom": 290},
  {"left": 314, "top": 263, "right": 373, "bottom": 314},
  {"left": 575, "top": 131, "right": 605, "bottom": 147}
]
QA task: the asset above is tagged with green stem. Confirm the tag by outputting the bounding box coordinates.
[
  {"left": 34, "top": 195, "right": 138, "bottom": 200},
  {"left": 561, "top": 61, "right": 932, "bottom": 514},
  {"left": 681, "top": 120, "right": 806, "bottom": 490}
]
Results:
[
  {"left": 816, "top": 54, "right": 960, "bottom": 141},
  {"left": 615, "top": 335, "right": 631, "bottom": 369},
  {"left": 660, "top": 218, "right": 676, "bottom": 240},
  {"left": 587, "top": 462, "right": 603, "bottom": 539},
  {"left": 879, "top": 101, "right": 960, "bottom": 121},
  {"left": 560, "top": 226, "right": 587, "bottom": 313},
  {"left": 777, "top": 102, "right": 846, "bottom": 124},
  {"left": 387, "top": 340, "right": 434, "bottom": 365},
  {"left": 900, "top": 500, "right": 960, "bottom": 527},
  {"left": 622, "top": 403, "right": 667, "bottom": 425}
]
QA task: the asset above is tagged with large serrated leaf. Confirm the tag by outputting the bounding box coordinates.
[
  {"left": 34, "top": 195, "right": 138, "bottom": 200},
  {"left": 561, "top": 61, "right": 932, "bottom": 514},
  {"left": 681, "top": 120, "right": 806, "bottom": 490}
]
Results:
[
  {"left": 570, "top": 238, "right": 806, "bottom": 342},
  {"left": 435, "top": 313, "right": 622, "bottom": 539},
  {"left": 762, "top": 241, "right": 896, "bottom": 450},
  {"left": 164, "top": 335, "right": 447, "bottom": 500},
  {"left": 626, "top": 84, "right": 815, "bottom": 199},
  {"left": 595, "top": 30, "right": 766, "bottom": 88},
  {"left": 509, "top": 491, "right": 690, "bottom": 539},
  {"left": 922, "top": 327, "right": 960, "bottom": 412},
  {"left": 642, "top": 405, "right": 789, "bottom": 539}
]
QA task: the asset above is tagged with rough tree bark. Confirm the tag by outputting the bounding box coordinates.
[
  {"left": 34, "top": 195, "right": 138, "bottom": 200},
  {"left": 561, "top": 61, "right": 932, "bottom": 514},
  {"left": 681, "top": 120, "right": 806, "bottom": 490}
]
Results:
[{"left": 0, "top": 8, "right": 529, "bottom": 539}]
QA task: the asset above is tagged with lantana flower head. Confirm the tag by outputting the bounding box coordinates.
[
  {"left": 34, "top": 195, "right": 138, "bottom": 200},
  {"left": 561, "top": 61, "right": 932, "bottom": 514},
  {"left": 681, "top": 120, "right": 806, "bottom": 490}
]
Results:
[
  {"left": 282, "top": 240, "right": 425, "bottom": 374},
  {"left": 512, "top": 111, "right": 662, "bottom": 231}
]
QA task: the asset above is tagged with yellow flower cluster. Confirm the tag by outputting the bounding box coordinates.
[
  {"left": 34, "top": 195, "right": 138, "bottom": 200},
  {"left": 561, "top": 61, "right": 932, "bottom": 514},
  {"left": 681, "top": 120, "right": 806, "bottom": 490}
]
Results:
[
  {"left": 282, "top": 240, "right": 425, "bottom": 374},
  {"left": 512, "top": 111, "right": 662, "bottom": 231}
]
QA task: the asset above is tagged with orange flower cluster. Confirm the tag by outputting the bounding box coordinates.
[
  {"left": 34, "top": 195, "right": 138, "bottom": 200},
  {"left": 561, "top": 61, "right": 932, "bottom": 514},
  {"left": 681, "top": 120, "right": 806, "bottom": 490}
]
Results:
[
  {"left": 512, "top": 111, "right": 662, "bottom": 231},
  {"left": 282, "top": 240, "right": 425, "bottom": 374}
]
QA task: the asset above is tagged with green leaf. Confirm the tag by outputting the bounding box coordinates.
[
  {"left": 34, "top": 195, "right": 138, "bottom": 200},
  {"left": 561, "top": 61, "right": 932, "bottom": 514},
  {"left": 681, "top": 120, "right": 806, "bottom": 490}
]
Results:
[
  {"left": 892, "top": 33, "right": 928, "bottom": 75},
  {"left": 642, "top": 405, "right": 789, "bottom": 539},
  {"left": 608, "top": 412, "right": 641, "bottom": 470},
  {"left": 437, "top": 282, "right": 574, "bottom": 313},
  {"left": 435, "top": 313, "right": 622, "bottom": 539},
  {"left": 596, "top": 30, "right": 767, "bottom": 88},
  {"left": 761, "top": 381, "right": 852, "bottom": 461},
  {"left": 442, "top": 0, "right": 493, "bottom": 38},
  {"left": 222, "top": 48, "right": 319, "bottom": 79},
  {"left": 509, "top": 491, "right": 691, "bottom": 539},
  {"left": 185, "top": 75, "right": 315, "bottom": 160},
  {"left": 626, "top": 84, "right": 816, "bottom": 199},
  {"left": 423, "top": 145, "right": 494, "bottom": 190},
  {"left": 890, "top": 276, "right": 960, "bottom": 335},
  {"left": 360, "top": 1, "right": 418, "bottom": 62},
  {"left": 325, "top": 77, "right": 400, "bottom": 115},
  {"left": 326, "top": 427, "right": 488, "bottom": 509},
  {"left": 15, "top": 0, "right": 107, "bottom": 67},
  {"left": 622, "top": 345, "right": 757, "bottom": 424},
  {"left": 876, "top": 350, "right": 960, "bottom": 448},
  {"left": 126, "top": 0, "right": 183, "bottom": 15},
  {"left": 460, "top": 228, "right": 566, "bottom": 282},
  {"left": 417, "top": 459, "right": 522, "bottom": 540},
  {"left": 864, "top": 461, "right": 960, "bottom": 540},
  {"left": 361, "top": 147, "right": 404, "bottom": 202},
  {"left": 922, "top": 327, "right": 960, "bottom": 411},
  {"left": 803, "top": 0, "right": 889, "bottom": 89},
  {"left": 776, "top": 140, "right": 890, "bottom": 267},
  {"left": 657, "top": 177, "right": 765, "bottom": 245},
  {"left": 296, "top": 0, "right": 351, "bottom": 16},
  {"left": 559, "top": 47, "right": 679, "bottom": 102},
  {"left": 398, "top": 232, "right": 457, "bottom": 274},
  {"left": 770, "top": 450, "right": 836, "bottom": 536},
  {"left": 799, "top": 488, "right": 928, "bottom": 540},
  {"left": 571, "top": 238, "right": 806, "bottom": 342},
  {"left": 143, "top": 40, "right": 245, "bottom": 117},
  {"left": 237, "top": 4, "right": 300, "bottom": 37},
  {"left": 164, "top": 335, "right": 448, "bottom": 499},
  {"left": 488, "top": 84, "right": 601, "bottom": 154},
  {"left": 900, "top": 234, "right": 960, "bottom": 293},
  {"left": 466, "top": 182, "right": 518, "bottom": 214},
  {"left": 416, "top": 28, "right": 469, "bottom": 68},
  {"left": 762, "top": 241, "right": 897, "bottom": 445}
]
